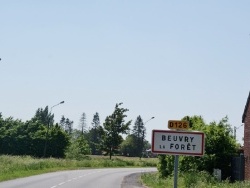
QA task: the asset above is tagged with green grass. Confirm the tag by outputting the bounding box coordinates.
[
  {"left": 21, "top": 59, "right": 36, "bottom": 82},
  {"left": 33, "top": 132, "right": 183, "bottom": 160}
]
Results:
[
  {"left": 141, "top": 171, "right": 250, "bottom": 188},
  {"left": 0, "top": 155, "right": 158, "bottom": 182}
]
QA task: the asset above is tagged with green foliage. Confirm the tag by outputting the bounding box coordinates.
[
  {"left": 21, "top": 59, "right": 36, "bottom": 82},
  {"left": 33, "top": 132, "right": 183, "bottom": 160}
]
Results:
[
  {"left": 142, "top": 171, "right": 250, "bottom": 188},
  {"left": 182, "top": 170, "right": 217, "bottom": 188},
  {"left": 31, "top": 106, "right": 54, "bottom": 126},
  {"left": 132, "top": 116, "right": 146, "bottom": 157},
  {"left": 48, "top": 125, "right": 70, "bottom": 158},
  {"left": 156, "top": 116, "right": 238, "bottom": 180},
  {"left": 0, "top": 119, "right": 45, "bottom": 156},
  {"left": 120, "top": 124, "right": 151, "bottom": 157},
  {"left": 120, "top": 116, "right": 152, "bottom": 158},
  {"left": 157, "top": 155, "right": 167, "bottom": 178},
  {"left": 65, "top": 135, "right": 91, "bottom": 160},
  {"left": 0, "top": 110, "right": 70, "bottom": 158},
  {"left": 180, "top": 115, "right": 238, "bottom": 179},
  {"left": 157, "top": 155, "right": 174, "bottom": 178},
  {"left": 79, "top": 112, "right": 87, "bottom": 134},
  {"left": 86, "top": 112, "right": 104, "bottom": 155},
  {"left": 120, "top": 134, "right": 138, "bottom": 156},
  {"left": 59, "top": 116, "right": 74, "bottom": 135},
  {"left": 102, "top": 103, "right": 132, "bottom": 159}
]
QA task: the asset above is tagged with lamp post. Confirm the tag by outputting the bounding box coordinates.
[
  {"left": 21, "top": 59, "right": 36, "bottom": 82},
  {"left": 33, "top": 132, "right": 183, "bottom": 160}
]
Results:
[
  {"left": 43, "top": 101, "right": 64, "bottom": 157},
  {"left": 234, "top": 124, "right": 243, "bottom": 140},
  {"left": 140, "top": 117, "right": 155, "bottom": 159}
]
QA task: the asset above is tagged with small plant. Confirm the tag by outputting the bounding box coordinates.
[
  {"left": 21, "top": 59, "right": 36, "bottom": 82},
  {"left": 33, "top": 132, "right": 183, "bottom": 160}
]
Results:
[
  {"left": 181, "top": 170, "right": 217, "bottom": 188},
  {"left": 182, "top": 170, "right": 198, "bottom": 188}
]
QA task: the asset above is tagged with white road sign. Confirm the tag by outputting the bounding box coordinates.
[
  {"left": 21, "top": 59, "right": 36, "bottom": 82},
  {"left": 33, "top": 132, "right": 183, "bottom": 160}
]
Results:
[{"left": 152, "top": 130, "right": 205, "bottom": 156}]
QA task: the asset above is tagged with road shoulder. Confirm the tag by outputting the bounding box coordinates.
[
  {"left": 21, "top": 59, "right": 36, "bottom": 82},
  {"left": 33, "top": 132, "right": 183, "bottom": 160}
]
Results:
[{"left": 121, "top": 172, "right": 147, "bottom": 188}]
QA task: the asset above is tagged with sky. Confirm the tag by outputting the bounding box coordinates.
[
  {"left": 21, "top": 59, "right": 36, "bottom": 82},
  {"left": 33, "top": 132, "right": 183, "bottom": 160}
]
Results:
[{"left": 1, "top": 1, "right": 249, "bottom": 145}]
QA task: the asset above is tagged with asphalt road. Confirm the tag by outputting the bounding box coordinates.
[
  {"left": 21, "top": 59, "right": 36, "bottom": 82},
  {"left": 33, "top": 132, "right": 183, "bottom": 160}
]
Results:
[{"left": 0, "top": 168, "right": 156, "bottom": 188}]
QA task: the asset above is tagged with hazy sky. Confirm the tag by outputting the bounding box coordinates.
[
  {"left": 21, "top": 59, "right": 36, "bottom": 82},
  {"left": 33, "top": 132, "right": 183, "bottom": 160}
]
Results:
[{"left": 1, "top": 1, "right": 249, "bottom": 145}]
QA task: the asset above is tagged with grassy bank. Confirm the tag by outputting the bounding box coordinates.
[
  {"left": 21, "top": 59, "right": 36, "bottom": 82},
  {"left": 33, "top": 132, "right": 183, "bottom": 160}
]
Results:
[
  {"left": 0, "top": 155, "right": 157, "bottom": 182},
  {"left": 141, "top": 171, "right": 250, "bottom": 188}
]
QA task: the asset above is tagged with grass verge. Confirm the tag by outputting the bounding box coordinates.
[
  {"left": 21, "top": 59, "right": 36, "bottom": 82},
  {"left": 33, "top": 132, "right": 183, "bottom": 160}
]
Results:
[{"left": 141, "top": 171, "right": 250, "bottom": 188}]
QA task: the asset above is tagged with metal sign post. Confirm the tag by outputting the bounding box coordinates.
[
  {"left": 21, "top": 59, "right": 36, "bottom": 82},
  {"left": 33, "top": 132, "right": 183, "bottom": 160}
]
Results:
[{"left": 174, "top": 155, "right": 179, "bottom": 188}]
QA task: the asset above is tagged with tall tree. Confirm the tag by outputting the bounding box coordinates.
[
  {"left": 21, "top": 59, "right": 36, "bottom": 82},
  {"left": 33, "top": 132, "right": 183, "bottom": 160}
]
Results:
[
  {"left": 102, "top": 103, "right": 131, "bottom": 159},
  {"left": 59, "top": 115, "right": 66, "bottom": 130},
  {"left": 132, "top": 116, "right": 146, "bottom": 157},
  {"left": 65, "top": 118, "right": 74, "bottom": 135},
  {"left": 87, "top": 112, "right": 104, "bottom": 155},
  {"left": 79, "top": 113, "right": 87, "bottom": 134},
  {"left": 60, "top": 116, "right": 74, "bottom": 135},
  {"left": 32, "top": 106, "right": 54, "bottom": 126},
  {"left": 92, "top": 112, "right": 100, "bottom": 129}
]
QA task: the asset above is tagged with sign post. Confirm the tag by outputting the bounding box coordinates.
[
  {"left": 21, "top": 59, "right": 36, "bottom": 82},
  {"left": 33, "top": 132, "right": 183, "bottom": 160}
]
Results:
[
  {"left": 174, "top": 155, "right": 179, "bottom": 188},
  {"left": 152, "top": 129, "right": 205, "bottom": 188}
]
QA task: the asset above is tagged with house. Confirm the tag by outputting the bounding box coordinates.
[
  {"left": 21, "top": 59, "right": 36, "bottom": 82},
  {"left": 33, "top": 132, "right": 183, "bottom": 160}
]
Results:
[{"left": 242, "top": 91, "right": 250, "bottom": 180}]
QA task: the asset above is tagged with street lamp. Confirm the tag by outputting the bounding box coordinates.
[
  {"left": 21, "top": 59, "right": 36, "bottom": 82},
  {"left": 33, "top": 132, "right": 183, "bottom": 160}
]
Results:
[
  {"left": 140, "top": 117, "right": 155, "bottom": 159},
  {"left": 144, "top": 117, "right": 155, "bottom": 124},
  {"left": 43, "top": 101, "right": 64, "bottom": 157},
  {"left": 234, "top": 124, "right": 243, "bottom": 140}
]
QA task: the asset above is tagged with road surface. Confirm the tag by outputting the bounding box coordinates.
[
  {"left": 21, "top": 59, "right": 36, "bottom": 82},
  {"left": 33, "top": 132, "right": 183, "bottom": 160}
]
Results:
[{"left": 0, "top": 168, "right": 156, "bottom": 188}]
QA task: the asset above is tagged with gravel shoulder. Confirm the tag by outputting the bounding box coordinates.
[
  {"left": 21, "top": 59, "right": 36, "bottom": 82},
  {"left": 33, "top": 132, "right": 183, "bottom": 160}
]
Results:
[{"left": 121, "top": 172, "right": 147, "bottom": 188}]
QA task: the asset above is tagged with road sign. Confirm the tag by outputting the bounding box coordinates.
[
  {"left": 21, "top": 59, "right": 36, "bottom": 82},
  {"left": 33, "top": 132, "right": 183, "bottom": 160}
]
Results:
[
  {"left": 168, "top": 120, "right": 189, "bottom": 130},
  {"left": 152, "top": 130, "right": 205, "bottom": 156}
]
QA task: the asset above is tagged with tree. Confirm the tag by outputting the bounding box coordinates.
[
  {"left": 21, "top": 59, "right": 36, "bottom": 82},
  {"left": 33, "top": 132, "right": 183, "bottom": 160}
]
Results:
[
  {"left": 31, "top": 106, "right": 70, "bottom": 157},
  {"left": 0, "top": 117, "right": 29, "bottom": 155},
  {"left": 79, "top": 113, "right": 87, "bottom": 134},
  {"left": 0, "top": 109, "right": 70, "bottom": 158},
  {"left": 65, "top": 134, "right": 91, "bottom": 159},
  {"left": 0, "top": 116, "right": 70, "bottom": 158},
  {"left": 92, "top": 112, "right": 100, "bottom": 129},
  {"left": 46, "top": 124, "right": 70, "bottom": 158},
  {"left": 60, "top": 116, "right": 74, "bottom": 135},
  {"left": 65, "top": 118, "right": 74, "bottom": 135},
  {"left": 59, "top": 116, "right": 66, "bottom": 129},
  {"left": 87, "top": 112, "right": 104, "bottom": 155},
  {"left": 102, "top": 103, "right": 131, "bottom": 159},
  {"left": 120, "top": 134, "right": 138, "bottom": 157},
  {"left": 132, "top": 116, "right": 146, "bottom": 158},
  {"left": 32, "top": 106, "right": 54, "bottom": 126}
]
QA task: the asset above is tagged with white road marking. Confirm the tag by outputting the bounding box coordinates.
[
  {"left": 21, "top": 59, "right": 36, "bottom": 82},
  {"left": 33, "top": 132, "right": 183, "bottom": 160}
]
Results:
[{"left": 50, "top": 170, "right": 104, "bottom": 188}]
